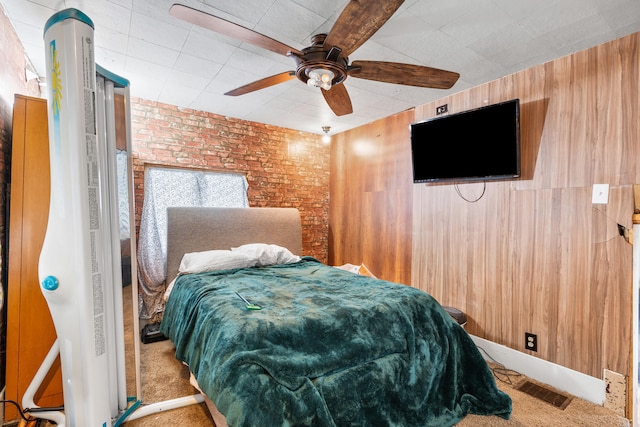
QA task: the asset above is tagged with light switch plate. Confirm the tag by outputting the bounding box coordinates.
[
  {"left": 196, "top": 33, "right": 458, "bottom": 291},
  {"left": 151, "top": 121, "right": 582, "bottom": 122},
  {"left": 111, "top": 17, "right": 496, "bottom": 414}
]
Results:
[{"left": 592, "top": 184, "right": 609, "bottom": 204}]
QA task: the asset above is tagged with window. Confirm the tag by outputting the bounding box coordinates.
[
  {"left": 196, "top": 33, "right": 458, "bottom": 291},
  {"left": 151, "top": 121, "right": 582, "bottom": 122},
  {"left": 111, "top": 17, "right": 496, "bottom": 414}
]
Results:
[{"left": 137, "top": 166, "right": 248, "bottom": 319}]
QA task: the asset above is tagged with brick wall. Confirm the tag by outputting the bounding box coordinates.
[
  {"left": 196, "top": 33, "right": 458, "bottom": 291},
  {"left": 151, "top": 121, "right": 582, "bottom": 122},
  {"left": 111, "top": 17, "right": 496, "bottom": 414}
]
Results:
[{"left": 130, "top": 98, "right": 330, "bottom": 262}]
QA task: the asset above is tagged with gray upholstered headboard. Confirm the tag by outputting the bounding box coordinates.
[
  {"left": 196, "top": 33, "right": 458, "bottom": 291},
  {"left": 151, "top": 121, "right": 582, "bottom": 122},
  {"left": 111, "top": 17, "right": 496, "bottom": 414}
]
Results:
[{"left": 165, "top": 207, "right": 303, "bottom": 284}]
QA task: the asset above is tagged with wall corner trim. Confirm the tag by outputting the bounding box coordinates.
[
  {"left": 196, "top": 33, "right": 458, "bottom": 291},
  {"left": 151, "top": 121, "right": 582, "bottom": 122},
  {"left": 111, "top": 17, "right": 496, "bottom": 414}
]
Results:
[{"left": 469, "top": 334, "right": 606, "bottom": 406}]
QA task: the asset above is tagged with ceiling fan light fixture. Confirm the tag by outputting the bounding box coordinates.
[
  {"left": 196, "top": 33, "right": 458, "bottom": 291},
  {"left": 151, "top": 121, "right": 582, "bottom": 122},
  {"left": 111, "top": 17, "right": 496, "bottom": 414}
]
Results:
[
  {"left": 171, "top": 2, "right": 459, "bottom": 117},
  {"left": 307, "top": 68, "right": 334, "bottom": 90}
]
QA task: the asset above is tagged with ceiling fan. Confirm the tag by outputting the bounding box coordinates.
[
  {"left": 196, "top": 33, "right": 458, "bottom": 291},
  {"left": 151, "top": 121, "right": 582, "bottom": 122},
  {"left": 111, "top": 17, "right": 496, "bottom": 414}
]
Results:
[{"left": 169, "top": 0, "right": 460, "bottom": 116}]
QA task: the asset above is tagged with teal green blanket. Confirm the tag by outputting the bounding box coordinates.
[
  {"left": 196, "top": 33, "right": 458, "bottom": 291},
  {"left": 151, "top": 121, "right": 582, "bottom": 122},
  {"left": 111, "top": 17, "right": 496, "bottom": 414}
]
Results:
[{"left": 161, "top": 258, "right": 511, "bottom": 426}]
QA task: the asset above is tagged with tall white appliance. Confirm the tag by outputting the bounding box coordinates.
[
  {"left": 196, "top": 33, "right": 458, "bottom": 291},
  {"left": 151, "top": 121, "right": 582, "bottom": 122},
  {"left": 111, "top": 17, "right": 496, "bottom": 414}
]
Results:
[
  {"left": 38, "top": 9, "right": 130, "bottom": 426},
  {"left": 34, "top": 7, "right": 205, "bottom": 426}
]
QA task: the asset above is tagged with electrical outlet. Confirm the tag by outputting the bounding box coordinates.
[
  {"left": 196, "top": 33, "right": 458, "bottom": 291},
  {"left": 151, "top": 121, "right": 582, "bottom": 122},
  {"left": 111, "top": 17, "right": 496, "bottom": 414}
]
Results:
[
  {"left": 525, "top": 332, "right": 537, "bottom": 352},
  {"left": 436, "top": 104, "right": 448, "bottom": 115}
]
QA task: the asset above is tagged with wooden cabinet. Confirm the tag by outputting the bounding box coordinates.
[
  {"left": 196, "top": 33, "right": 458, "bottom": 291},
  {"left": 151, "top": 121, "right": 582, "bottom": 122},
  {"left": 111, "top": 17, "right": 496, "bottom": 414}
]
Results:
[{"left": 5, "top": 95, "right": 62, "bottom": 421}]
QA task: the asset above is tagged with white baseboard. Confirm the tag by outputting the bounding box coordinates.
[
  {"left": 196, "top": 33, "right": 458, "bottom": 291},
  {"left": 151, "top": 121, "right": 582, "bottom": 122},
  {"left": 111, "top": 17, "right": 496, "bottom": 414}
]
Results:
[{"left": 469, "top": 334, "right": 605, "bottom": 405}]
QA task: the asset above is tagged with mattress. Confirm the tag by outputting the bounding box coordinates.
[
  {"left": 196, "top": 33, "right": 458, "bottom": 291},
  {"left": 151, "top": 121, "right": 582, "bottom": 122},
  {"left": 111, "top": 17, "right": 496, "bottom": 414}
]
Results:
[{"left": 161, "top": 257, "right": 512, "bottom": 426}]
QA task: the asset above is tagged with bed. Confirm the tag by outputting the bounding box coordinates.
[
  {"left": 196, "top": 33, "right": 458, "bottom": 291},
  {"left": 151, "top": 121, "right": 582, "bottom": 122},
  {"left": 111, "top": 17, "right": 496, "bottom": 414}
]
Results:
[{"left": 159, "top": 207, "right": 512, "bottom": 426}]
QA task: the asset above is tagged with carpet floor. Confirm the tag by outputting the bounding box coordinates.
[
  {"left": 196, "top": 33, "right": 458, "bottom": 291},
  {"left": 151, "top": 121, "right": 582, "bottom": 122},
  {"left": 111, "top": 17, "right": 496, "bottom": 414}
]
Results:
[
  {"left": 121, "top": 335, "right": 630, "bottom": 426},
  {"left": 117, "top": 286, "right": 630, "bottom": 426}
]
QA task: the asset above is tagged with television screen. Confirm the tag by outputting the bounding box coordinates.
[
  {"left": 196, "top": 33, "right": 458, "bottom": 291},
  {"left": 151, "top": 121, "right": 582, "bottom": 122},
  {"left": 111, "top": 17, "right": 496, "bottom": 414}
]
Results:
[{"left": 410, "top": 99, "right": 520, "bottom": 183}]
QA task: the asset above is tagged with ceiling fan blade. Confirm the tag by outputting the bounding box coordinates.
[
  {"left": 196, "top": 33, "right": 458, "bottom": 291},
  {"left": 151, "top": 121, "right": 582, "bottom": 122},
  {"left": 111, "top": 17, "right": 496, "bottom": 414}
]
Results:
[
  {"left": 321, "top": 84, "right": 353, "bottom": 116},
  {"left": 323, "top": 0, "right": 404, "bottom": 57},
  {"left": 170, "top": 4, "right": 302, "bottom": 57},
  {"left": 225, "top": 71, "right": 296, "bottom": 96},
  {"left": 349, "top": 60, "right": 459, "bottom": 89}
]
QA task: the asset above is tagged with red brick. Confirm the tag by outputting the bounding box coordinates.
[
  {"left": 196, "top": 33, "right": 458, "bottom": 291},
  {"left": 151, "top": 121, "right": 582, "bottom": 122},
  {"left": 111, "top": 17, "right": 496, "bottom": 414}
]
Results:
[{"left": 126, "top": 99, "right": 329, "bottom": 261}]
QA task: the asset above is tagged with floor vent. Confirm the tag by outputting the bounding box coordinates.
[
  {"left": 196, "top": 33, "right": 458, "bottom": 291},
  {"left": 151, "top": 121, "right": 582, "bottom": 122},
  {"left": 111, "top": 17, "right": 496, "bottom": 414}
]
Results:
[{"left": 516, "top": 380, "right": 572, "bottom": 410}]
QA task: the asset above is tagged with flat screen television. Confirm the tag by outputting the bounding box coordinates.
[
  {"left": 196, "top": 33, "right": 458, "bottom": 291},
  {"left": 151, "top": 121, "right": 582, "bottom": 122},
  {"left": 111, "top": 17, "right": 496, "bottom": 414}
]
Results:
[{"left": 410, "top": 99, "right": 521, "bottom": 183}]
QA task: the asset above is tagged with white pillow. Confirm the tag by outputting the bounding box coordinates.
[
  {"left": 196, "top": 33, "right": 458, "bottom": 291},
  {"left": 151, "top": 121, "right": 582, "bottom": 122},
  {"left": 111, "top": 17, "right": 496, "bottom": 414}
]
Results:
[
  {"left": 165, "top": 249, "right": 257, "bottom": 300},
  {"left": 179, "top": 249, "right": 256, "bottom": 274},
  {"left": 231, "top": 243, "right": 301, "bottom": 266}
]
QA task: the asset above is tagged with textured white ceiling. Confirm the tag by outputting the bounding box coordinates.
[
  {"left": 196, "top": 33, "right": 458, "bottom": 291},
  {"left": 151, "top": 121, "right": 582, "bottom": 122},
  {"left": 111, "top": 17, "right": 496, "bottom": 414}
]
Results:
[{"left": 3, "top": 0, "right": 640, "bottom": 135}]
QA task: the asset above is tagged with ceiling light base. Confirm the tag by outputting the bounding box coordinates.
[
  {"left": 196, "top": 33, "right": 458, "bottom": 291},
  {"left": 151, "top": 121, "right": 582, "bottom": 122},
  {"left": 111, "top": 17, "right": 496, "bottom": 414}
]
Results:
[{"left": 288, "top": 33, "right": 348, "bottom": 89}]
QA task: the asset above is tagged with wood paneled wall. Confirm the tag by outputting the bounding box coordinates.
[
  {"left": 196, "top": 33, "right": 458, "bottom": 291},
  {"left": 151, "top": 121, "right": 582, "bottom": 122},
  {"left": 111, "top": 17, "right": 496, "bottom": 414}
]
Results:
[
  {"left": 413, "top": 33, "right": 638, "bottom": 378},
  {"left": 329, "top": 109, "right": 413, "bottom": 285},
  {"left": 0, "top": 4, "right": 42, "bottom": 407},
  {"left": 329, "top": 32, "right": 639, "bottom": 379}
]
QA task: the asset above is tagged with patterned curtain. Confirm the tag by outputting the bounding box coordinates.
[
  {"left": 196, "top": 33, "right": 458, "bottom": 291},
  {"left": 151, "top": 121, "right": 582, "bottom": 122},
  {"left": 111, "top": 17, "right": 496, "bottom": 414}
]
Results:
[
  {"left": 137, "top": 167, "right": 248, "bottom": 320},
  {"left": 116, "top": 150, "right": 130, "bottom": 239}
]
